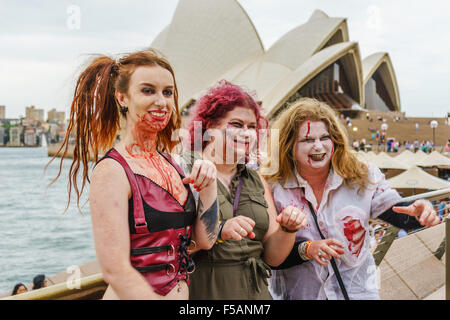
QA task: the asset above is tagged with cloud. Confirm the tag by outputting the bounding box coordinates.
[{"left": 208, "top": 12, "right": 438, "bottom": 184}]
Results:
[{"left": 1, "top": 0, "right": 449, "bottom": 118}]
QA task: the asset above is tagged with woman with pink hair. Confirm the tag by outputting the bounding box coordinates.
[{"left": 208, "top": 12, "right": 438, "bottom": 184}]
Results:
[{"left": 185, "top": 80, "right": 307, "bottom": 300}]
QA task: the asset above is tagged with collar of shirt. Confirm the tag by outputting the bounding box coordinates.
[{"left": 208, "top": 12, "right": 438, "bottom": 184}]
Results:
[{"left": 282, "top": 167, "right": 344, "bottom": 192}]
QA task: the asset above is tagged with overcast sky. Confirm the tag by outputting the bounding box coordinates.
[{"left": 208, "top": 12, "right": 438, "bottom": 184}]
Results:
[{"left": 1, "top": 0, "right": 449, "bottom": 119}]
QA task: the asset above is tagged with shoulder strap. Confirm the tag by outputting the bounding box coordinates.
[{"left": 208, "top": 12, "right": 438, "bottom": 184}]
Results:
[
  {"left": 233, "top": 176, "right": 244, "bottom": 217},
  {"left": 105, "top": 149, "right": 148, "bottom": 233},
  {"left": 304, "top": 193, "right": 350, "bottom": 300}
]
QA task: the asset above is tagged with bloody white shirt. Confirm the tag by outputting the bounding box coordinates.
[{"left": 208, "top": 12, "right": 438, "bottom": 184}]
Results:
[{"left": 269, "top": 164, "right": 401, "bottom": 300}]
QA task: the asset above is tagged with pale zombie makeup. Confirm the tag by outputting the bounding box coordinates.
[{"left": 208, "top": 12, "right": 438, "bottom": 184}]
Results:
[
  {"left": 210, "top": 106, "right": 258, "bottom": 164},
  {"left": 295, "top": 120, "right": 335, "bottom": 172}
]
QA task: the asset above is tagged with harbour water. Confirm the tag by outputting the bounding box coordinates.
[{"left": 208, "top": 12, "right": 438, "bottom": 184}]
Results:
[{"left": 0, "top": 147, "right": 96, "bottom": 294}]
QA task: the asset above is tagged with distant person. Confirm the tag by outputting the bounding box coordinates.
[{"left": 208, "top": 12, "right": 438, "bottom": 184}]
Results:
[
  {"left": 413, "top": 140, "right": 419, "bottom": 152},
  {"left": 32, "top": 274, "right": 47, "bottom": 290},
  {"left": 397, "top": 229, "right": 408, "bottom": 238},
  {"left": 405, "top": 141, "right": 411, "bottom": 151},
  {"left": 393, "top": 140, "right": 399, "bottom": 153},
  {"left": 352, "top": 140, "right": 360, "bottom": 151},
  {"left": 387, "top": 139, "right": 393, "bottom": 152},
  {"left": 360, "top": 139, "right": 366, "bottom": 151},
  {"left": 415, "top": 123, "right": 419, "bottom": 131},
  {"left": 12, "top": 283, "right": 28, "bottom": 295}
]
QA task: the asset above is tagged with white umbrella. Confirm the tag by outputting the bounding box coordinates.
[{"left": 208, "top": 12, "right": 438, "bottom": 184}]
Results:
[
  {"left": 416, "top": 151, "right": 450, "bottom": 167},
  {"left": 387, "top": 166, "right": 450, "bottom": 190},
  {"left": 394, "top": 149, "right": 428, "bottom": 167},
  {"left": 394, "top": 149, "right": 414, "bottom": 162},
  {"left": 355, "top": 150, "right": 377, "bottom": 162},
  {"left": 369, "top": 152, "right": 409, "bottom": 170}
]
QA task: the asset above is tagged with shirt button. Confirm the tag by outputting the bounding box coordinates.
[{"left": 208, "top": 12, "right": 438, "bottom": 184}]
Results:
[{"left": 319, "top": 221, "right": 324, "bottom": 227}]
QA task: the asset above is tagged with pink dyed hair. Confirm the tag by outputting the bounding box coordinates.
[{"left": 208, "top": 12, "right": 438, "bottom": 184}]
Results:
[{"left": 187, "top": 80, "right": 268, "bottom": 151}]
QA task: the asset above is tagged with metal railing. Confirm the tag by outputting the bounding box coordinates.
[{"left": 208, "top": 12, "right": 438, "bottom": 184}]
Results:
[
  {"left": 372, "top": 187, "right": 450, "bottom": 300},
  {"left": 1, "top": 273, "right": 106, "bottom": 300},
  {"left": 446, "top": 214, "right": 450, "bottom": 300}
]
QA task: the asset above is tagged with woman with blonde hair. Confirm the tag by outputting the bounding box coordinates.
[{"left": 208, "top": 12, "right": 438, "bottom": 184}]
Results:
[
  {"left": 48, "top": 50, "right": 219, "bottom": 299},
  {"left": 267, "top": 98, "right": 440, "bottom": 300}
]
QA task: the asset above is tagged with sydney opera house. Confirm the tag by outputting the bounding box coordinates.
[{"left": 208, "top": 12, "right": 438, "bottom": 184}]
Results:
[{"left": 150, "top": 0, "right": 401, "bottom": 121}]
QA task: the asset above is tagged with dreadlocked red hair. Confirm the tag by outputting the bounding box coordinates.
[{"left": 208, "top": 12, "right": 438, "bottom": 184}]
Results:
[{"left": 46, "top": 49, "right": 181, "bottom": 212}]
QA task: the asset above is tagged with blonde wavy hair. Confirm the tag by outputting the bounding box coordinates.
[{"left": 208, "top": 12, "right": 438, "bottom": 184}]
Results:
[{"left": 268, "top": 98, "right": 372, "bottom": 192}]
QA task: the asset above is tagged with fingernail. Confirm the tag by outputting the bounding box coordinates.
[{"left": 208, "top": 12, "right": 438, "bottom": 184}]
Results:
[
  {"left": 193, "top": 185, "right": 197, "bottom": 188},
  {"left": 190, "top": 179, "right": 194, "bottom": 183}
]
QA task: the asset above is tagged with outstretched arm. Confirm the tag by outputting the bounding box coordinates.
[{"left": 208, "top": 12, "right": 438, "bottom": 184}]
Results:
[{"left": 391, "top": 199, "right": 441, "bottom": 227}]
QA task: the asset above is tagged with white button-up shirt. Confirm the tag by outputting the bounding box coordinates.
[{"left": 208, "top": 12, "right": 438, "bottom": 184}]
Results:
[{"left": 269, "top": 164, "right": 402, "bottom": 300}]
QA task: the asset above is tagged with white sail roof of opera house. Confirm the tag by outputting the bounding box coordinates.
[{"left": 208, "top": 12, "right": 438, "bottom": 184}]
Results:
[
  {"left": 264, "top": 10, "right": 349, "bottom": 70},
  {"left": 150, "top": 0, "right": 401, "bottom": 119},
  {"left": 362, "top": 52, "right": 401, "bottom": 112},
  {"left": 150, "top": 0, "right": 264, "bottom": 109},
  {"left": 264, "top": 41, "right": 363, "bottom": 118},
  {"left": 205, "top": 9, "right": 363, "bottom": 118}
]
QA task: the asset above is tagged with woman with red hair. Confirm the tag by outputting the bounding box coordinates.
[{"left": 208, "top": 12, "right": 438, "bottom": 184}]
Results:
[
  {"left": 186, "top": 80, "right": 307, "bottom": 300},
  {"left": 48, "top": 50, "right": 219, "bottom": 299}
]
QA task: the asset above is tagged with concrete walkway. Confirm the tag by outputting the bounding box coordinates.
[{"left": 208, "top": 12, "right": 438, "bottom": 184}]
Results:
[{"left": 423, "top": 285, "right": 446, "bottom": 300}]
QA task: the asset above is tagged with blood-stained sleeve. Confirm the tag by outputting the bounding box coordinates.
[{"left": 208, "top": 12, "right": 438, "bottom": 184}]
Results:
[{"left": 369, "top": 164, "right": 402, "bottom": 219}]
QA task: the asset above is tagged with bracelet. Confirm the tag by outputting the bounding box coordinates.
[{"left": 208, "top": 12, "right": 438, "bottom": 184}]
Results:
[
  {"left": 216, "top": 220, "right": 226, "bottom": 244},
  {"left": 298, "top": 240, "right": 312, "bottom": 261},
  {"left": 281, "top": 225, "right": 298, "bottom": 233},
  {"left": 305, "top": 241, "right": 312, "bottom": 259}
]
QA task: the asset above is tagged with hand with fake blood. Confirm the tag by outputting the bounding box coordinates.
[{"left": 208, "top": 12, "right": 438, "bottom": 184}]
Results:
[
  {"left": 308, "top": 238, "right": 345, "bottom": 266},
  {"left": 392, "top": 200, "right": 441, "bottom": 227},
  {"left": 276, "top": 205, "right": 307, "bottom": 233},
  {"left": 181, "top": 159, "right": 217, "bottom": 192}
]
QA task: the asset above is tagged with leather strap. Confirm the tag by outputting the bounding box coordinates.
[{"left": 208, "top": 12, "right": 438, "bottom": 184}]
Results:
[
  {"left": 106, "top": 149, "right": 148, "bottom": 233},
  {"left": 232, "top": 176, "right": 244, "bottom": 217},
  {"left": 134, "top": 263, "right": 174, "bottom": 274},
  {"left": 130, "top": 245, "right": 174, "bottom": 256}
]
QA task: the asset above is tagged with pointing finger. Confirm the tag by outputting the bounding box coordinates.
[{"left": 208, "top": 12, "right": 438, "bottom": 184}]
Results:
[{"left": 392, "top": 205, "right": 415, "bottom": 216}]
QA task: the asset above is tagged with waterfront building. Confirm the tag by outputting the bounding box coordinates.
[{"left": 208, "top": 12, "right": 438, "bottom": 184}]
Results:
[
  {"left": 0, "top": 118, "right": 19, "bottom": 126},
  {"left": 0, "top": 126, "right": 4, "bottom": 146},
  {"left": 8, "top": 126, "right": 21, "bottom": 147},
  {"left": 49, "top": 123, "right": 59, "bottom": 143},
  {"left": 25, "top": 105, "right": 45, "bottom": 122},
  {"left": 0, "top": 105, "right": 5, "bottom": 119},
  {"left": 24, "top": 129, "right": 36, "bottom": 146},
  {"left": 22, "top": 119, "right": 38, "bottom": 127},
  {"left": 47, "top": 108, "right": 66, "bottom": 124}
]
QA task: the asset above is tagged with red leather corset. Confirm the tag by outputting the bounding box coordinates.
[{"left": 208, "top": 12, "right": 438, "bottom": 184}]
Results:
[{"left": 100, "top": 149, "right": 196, "bottom": 296}]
